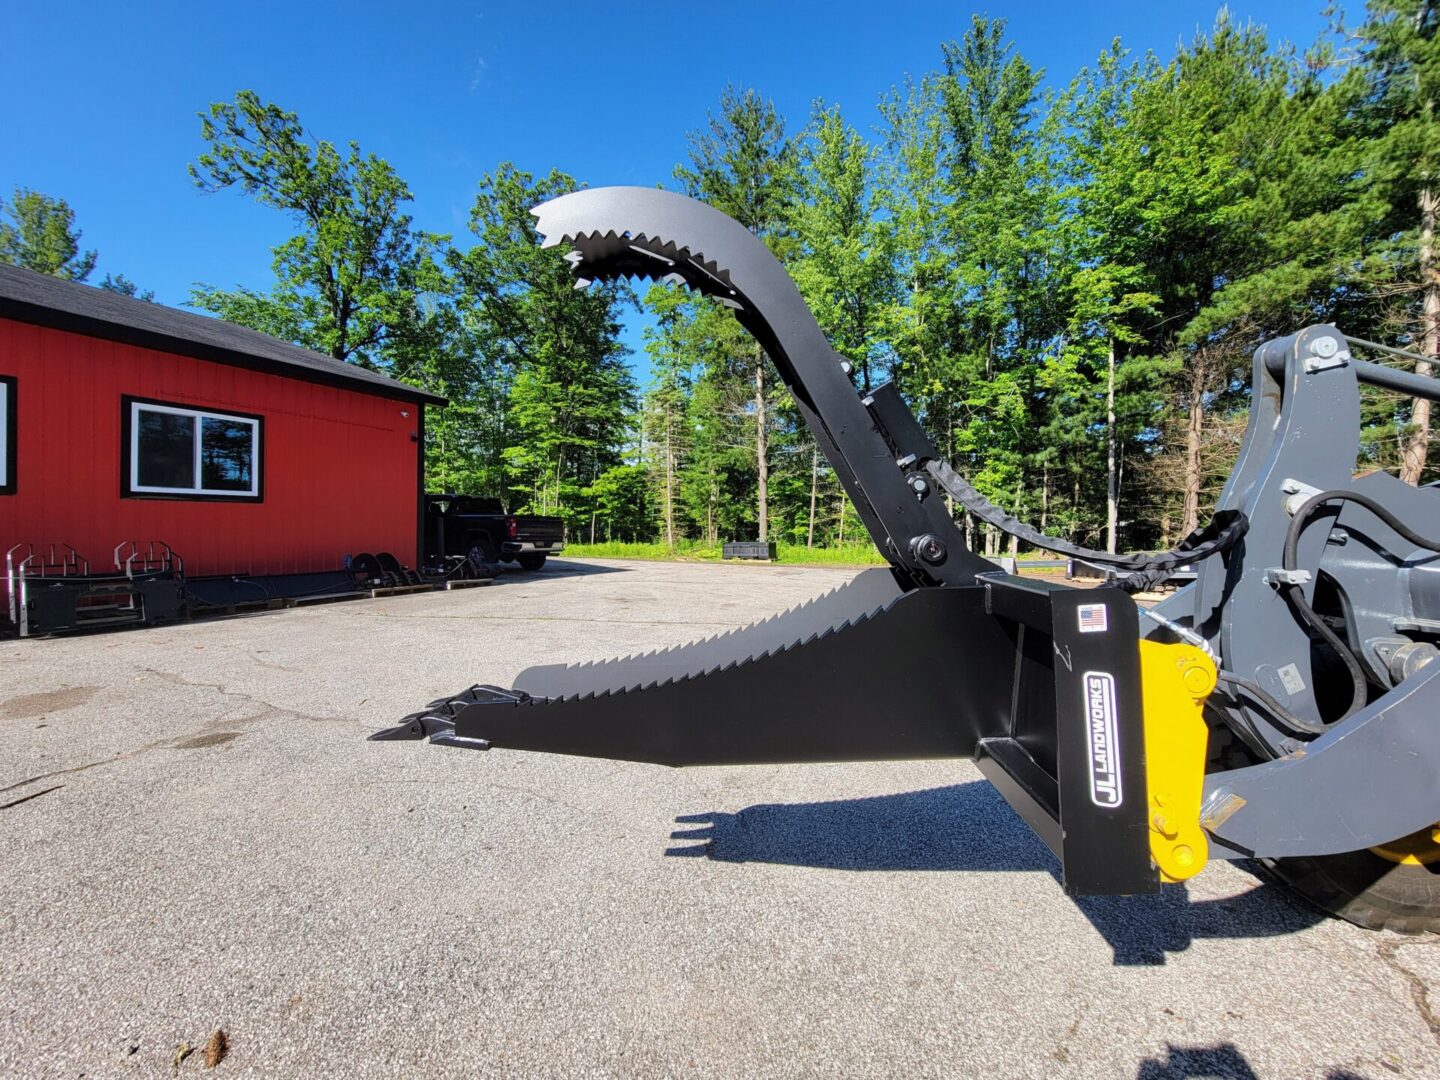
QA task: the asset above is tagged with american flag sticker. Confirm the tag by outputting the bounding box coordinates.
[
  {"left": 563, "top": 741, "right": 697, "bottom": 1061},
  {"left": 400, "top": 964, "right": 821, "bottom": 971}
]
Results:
[{"left": 1077, "top": 603, "right": 1108, "bottom": 633}]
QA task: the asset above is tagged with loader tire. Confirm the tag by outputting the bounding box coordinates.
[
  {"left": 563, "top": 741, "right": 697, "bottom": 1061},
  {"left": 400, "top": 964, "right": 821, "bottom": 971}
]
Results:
[{"left": 1262, "top": 852, "right": 1440, "bottom": 934}]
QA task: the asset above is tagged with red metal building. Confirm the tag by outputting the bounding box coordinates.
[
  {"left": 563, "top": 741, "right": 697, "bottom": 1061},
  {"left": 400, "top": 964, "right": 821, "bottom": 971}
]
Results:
[{"left": 0, "top": 264, "right": 445, "bottom": 581}]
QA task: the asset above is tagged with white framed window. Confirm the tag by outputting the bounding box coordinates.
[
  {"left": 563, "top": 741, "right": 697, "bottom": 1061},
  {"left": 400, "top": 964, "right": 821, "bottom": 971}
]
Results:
[
  {"left": 0, "top": 375, "right": 14, "bottom": 495},
  {"left": 123, "top": 397, "right": 262, "bottom": 500}
]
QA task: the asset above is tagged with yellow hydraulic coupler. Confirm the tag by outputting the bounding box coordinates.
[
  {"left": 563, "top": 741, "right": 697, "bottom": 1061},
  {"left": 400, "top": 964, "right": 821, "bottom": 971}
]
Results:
[{"left": 1139, "top": 639, "right": 1217, "bottom": 883}]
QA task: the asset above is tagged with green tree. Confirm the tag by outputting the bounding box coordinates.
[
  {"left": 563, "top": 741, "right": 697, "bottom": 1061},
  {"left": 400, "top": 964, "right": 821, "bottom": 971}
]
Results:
[
  {"left": 939, "top": 17, "right": 1070, "bottom": 555},
  {"left": 451, "top": 165, "right": 634, "bottom": 532},
  {"left": 674, "top": 85, "right": 798, "bottom": 542},
  {"left": 640, "top": 285, "right": 697, "bottom": 547},
  {"left": 189, "top": 90, "right": 447, "bottom": 372},
  {"left": 1078, "top": 17, "right": 1307, "bottom": 534},
  {"left": 1345, "top": 0, "right": 1440, "bottom": 483},
  {"left": 877, "top": 75, "right": 964, "bottom": 509},
  {"left": 791, "top": 102, "right": 897, "bottom": 393},
  {"left": 1058, "top": 44, "right": 1165, "bottom": 550},
  {"left": 99, "top": 272, "right": 156, "bottom": 302},
  {"left": 681, "top": 348, "right": 755, "bottom": 544},
  {"left": 0, "top": 188, "right": 96, "bottom": 280},
  {"left": 787, "top": 102, "right": 903, "bottom": 545},
  {"left": 584, "top": 463, "right": 651, "bottom": 543}
]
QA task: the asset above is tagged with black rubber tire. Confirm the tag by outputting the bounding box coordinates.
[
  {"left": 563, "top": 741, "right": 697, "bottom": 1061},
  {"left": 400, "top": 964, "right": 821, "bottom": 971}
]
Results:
[
  {"left": 1262, "top": 851, "right": 1440, "bottom": 933},
  {"left": 352, "top": 553, "right": 383, "bottom": 583},
  {"left": 516, "top": 554, "right": 547, "bottom": 572},
  {"left": 467, "top": 538, "right": 497, "bottom": 565}
]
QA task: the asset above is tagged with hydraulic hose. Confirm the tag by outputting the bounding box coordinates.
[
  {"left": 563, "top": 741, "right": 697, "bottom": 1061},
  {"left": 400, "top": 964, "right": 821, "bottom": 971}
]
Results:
[
  {"left": 922, "top": 457, "right": 1248, "bottom": 589},
  {"left": 1214, "top": 671, "right": 1325, "bottom": 736},
  {"left": 1282, "top": 488, "right": 1440, "bottom": 722}
]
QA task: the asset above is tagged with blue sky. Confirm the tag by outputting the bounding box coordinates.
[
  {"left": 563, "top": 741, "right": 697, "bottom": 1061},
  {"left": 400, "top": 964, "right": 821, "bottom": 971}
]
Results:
[{"left": 3, "top": 1, "right": 1332, "bottom": 377}]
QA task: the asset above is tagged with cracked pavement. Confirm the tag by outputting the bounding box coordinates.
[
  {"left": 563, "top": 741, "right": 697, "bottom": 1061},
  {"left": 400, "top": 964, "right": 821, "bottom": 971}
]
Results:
[{"left": 1, "top": 558, "right": 1437, "bottom": 1078}]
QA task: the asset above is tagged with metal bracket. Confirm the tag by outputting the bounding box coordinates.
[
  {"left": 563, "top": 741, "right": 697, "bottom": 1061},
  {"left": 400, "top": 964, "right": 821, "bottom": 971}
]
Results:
[
  {"left": 1280, "top": 478, "right": 1323, "bottom": 516},
  {"left": 1304, "top": 335, "right": 1351, "bottom": 373},
  {"left": 1264, "top": 567, "right": 1312, "bottom": 587}
]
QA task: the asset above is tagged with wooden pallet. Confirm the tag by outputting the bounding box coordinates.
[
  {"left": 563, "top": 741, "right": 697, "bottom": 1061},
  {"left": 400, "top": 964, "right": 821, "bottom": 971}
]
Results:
[
  {"left": 287, "top": 591, "right": 368, "bottom": 608},
  {"left": 442, "top": 577, "right": 494, "bottom": 590},
  {"left": 366, "top": 583, "right": 434, "bottom": 598},
  {"left": 189, "top": 597, "right": 287, "bottom": 619}
]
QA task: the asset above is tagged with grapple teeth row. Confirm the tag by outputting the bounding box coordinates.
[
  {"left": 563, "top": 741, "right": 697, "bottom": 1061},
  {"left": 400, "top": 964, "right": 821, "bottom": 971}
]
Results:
[
  {"left": 537, "top": 224, "right": 737, "bottom": 296},
  {"left": 530, "top": 605, "right": 882, "bottom": 703}
]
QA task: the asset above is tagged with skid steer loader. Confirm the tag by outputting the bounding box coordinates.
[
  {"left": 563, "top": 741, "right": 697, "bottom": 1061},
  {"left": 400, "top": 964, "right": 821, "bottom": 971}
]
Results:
[{"left": 375, "top": 187, "right": 1440, "bottom": 932}]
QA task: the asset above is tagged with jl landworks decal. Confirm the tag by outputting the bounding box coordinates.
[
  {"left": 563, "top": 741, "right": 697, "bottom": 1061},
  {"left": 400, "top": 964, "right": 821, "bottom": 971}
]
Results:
[{"left": 1083, "top": 671, "right": 1122, "bottom": 808}]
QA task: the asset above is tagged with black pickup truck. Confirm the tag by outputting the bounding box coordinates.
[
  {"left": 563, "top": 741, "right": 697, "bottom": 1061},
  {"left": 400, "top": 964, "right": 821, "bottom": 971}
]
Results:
[{"left": 424, "top": 494, "right": 566, "bottom": 571}]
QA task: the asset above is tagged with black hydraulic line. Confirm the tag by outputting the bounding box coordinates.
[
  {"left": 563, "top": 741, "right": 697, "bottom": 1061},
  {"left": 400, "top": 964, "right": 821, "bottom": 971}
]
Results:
[
  {"left": 1279, "top": 582, "right": 1367, "bottom": 720},
  {"left": 1208, "top": 691, "right": 1281, "bottom": 761},
  {"left": 1352, "top": 359, "right": 1440, "bottom": 403},
  {"left": 1215, "top": 671, "right": 1325, "bottom": 736},
  {"left": 922, "top": 457, "right": 1248, "bottom": 585},
  {"left": 1338, "top": 336, "right": 1440, "bottom": 402},
  {"left": 1282, "top": 488, "right": 1440, "bottom": 721},
  {"left": 1342, "top": 334, "right": 1440, "bottom": 373}
]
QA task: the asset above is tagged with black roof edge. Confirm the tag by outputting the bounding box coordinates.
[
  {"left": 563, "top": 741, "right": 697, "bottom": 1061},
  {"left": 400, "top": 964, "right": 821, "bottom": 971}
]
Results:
[{"left": 0, "top": 278, "right": 447, "bottom": 407}]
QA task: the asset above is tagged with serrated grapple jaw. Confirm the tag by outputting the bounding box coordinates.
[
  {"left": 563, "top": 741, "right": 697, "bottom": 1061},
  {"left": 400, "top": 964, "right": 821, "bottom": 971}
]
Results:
[{"left": 531, "top": 187, "right": 744, "bottom": 303}]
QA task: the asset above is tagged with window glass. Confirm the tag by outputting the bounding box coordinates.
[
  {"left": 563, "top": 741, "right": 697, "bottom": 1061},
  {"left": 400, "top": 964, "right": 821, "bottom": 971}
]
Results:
[
  {"left": 200, "top": 416, "right": 254, "bottom": 491},
  {"left": 136, "top": 409, "right": 196, "bottom": 489},
  {"left": 0, "top": 378, "right": 10, "bottom": 491},
  {"left": 128, "top": 401, "right": 259, "bottom": 498}
]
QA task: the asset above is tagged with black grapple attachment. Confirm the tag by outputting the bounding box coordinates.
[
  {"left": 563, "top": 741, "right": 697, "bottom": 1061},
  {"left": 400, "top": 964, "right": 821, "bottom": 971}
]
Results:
[
  {"left": 377, "top": 187, "right": 1440, "bottom": 930},
  {"left": 374, "top": 187, "right": 1172, "bottom": 896}
]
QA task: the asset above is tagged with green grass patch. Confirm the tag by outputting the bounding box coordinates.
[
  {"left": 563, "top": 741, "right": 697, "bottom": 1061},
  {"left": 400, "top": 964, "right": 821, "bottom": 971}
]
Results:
[
  {"left": 563, "top": 540, "right": 889, "bottom": 568},
  {"left": 563, "top": 541, "right": 1071, "bottom": 568}
]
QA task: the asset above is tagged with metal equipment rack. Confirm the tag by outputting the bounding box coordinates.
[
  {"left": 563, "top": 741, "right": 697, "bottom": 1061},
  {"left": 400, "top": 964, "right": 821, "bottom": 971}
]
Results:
[{"left": 5, "top": 540, "right": 184, "bottom": 636}]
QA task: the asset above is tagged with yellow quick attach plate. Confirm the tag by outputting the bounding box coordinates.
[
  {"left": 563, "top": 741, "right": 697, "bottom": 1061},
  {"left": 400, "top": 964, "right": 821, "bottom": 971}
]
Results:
[{"left": 1139, "top": 639, "right": 1217, "bottom": 882}]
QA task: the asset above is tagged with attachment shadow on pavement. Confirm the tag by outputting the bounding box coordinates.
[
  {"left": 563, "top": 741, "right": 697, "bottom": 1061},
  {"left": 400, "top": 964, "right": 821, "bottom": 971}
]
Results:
[{"left": 667, "top": 781, "right": 1326, "bottom": 964}]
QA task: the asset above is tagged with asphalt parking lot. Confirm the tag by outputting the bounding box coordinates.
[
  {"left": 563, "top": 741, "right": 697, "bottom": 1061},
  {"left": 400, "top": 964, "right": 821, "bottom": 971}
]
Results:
[{"left": 2, "top": 558, "right": 1437, "bottom": 1079}]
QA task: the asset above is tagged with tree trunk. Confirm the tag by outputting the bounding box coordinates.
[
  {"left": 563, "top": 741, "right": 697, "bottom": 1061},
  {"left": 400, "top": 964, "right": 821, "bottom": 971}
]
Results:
[
  {"left": 1117, "top": 446, "right": 1125, "bottom": 540},
  {"left": 1040, "top": 463, "right": 1050, "bottom": 534},
  {"left": 1402, "top": 184, "right": 1440, "bottom": 485},
  {"left": 1007, "top": 482, "right": 1021, "bottom": 557},
  {"left": 755, "top": 354, "right": 769, "bottom": 542},
  {"left": 807, "top": 446, "right": 818, "bottom": 548},
  {"left": 1106, "top": 340, "right": 1119, "bottom": 554},
  {"left": 663, "top": 409, "right": 676, "bottom": 548},
  {"left": 1072, "top": 472, "right": 1081, "bottom": 542},
  {"left": 551, "top": 449, "right": 566, "bottom": 517},
  {"left": 1182, "top": 359, "right": 1207, "bottom": 537}
]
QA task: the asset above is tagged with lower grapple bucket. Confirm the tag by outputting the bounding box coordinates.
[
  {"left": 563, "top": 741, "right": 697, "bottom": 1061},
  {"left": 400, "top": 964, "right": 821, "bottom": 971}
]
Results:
[{"left": 374, "top": 572, "right": 1158, "bottom": 896}]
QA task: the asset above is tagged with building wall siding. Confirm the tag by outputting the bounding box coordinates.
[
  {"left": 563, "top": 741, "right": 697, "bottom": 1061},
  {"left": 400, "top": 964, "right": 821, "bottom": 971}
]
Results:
[{"left": 0, "top": 317, "right": 423, "bottom": 577}]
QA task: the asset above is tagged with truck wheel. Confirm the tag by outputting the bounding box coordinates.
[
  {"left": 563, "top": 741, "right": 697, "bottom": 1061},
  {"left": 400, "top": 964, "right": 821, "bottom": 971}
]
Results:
[
  {"left": 1263, "top": 829, "right": 1440, "bottom": 933},
  {"left": 468, "top": 539, "right": 497, "bottom": 567},
  {"left": 516, "top": 554, "right": 547, "bottom": 571}
]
